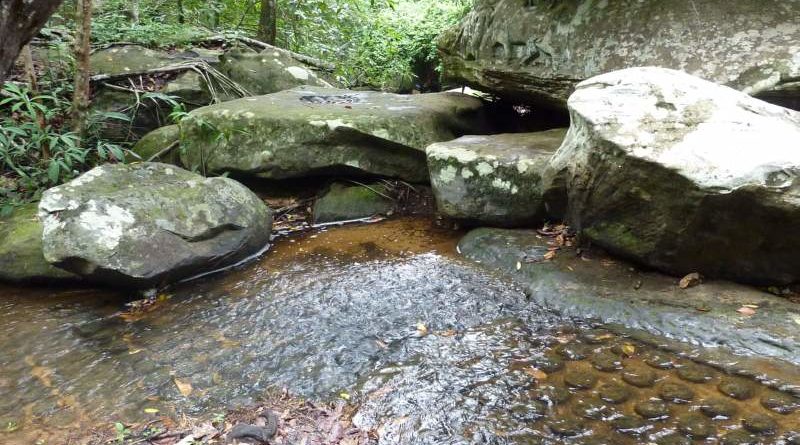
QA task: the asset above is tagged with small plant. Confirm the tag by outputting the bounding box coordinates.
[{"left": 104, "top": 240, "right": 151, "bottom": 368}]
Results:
[{"left": 114, "top": 422, "right": 131, "bottom": 443}]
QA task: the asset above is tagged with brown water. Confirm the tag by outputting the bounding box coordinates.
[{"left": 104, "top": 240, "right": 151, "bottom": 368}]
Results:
[{"left": 0, "top": 218, "right": 798, "bottom": 444}]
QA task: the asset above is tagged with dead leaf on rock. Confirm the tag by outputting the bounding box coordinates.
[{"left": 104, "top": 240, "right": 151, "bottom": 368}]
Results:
[
  {"left": 524, "top": 367, "right": 548, "bottom": 380},
  {"left": 415, "top": 322, "right": 428, "bottom": 337},
  {"left": 679, "top": 272, "right": 702, "bottom": 289},
  {"left": 620, "top": 343, "right": 636, "bottom": 357},
  {"left": 543, "top": 250, "right": 557, "bottom": 261},
  {"left": 174, "top": 378, "right": 193, "bottom": 397},
  {"left": 737, "top": 306, "right": 756, "bottom": 316}
]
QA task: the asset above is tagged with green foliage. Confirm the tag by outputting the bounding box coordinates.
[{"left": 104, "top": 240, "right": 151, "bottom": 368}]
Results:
[
  {"left": 91, "top": 0, "right": 212, "bottom": 47},
  {"left": 0, "top": 83, "right": 131, "bottom": 209}
]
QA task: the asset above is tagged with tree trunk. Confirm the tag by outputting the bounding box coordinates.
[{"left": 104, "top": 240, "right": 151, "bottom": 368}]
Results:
[
  {"left": 0, "top": 0, "right": 65, "bottom": 83},
  {"left": 71, "top": 0, "right": 93, "bottom": 139},
  {"left": 129, "top": 0, "right": 140, "bottom": 23},
  {"left": 258, "top": 0, "right": 277, "bottom": 45},
  {"left": 21, "top": 45, "right": 39, "bottom": 93},
  {"left": 177, "top": 0, "right": 185, "bottom": 24}
]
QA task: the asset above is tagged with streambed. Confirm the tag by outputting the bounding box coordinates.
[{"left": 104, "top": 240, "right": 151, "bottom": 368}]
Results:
[{"left": 0, "top": 218, "right": 798, "bottom": 444}]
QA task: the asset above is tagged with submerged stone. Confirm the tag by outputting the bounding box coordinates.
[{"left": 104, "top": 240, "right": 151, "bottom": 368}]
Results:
[
  {"left": 439, "top": 0, "right": 800, "bottom": 109},
  {"left": 760, "top": 390, "right": 800, "bottom": 414},
  {"left": 611, "top": 415, "right": 650, "bottom": 436},
  {"left": 38, "top": 163, "right": 273, "bottom": 288},
  {"left": 591, "top": 352, "right": 622, "bottom": 372},
  {"left": 547, "top": 415, "right": 585, "bottom": 437},
  {"left": 426, "top": 129, "right": 567, "bottom": 226},
  {"left": 677, "top": 364, "right": 715, "bottom": 384},
  {"left": 676, "top": 413, "right": 715, "bottom": 439},
  {"left": 598, "top": 382, "right": 630, "bottom": 404},
  {"left": 622, "top": 365, "right": 657, "bottom": 388},
  {"left": 659, "top": 382, "right": 694, "bottom": 404},
  {"left": 0, "top": 204, "right": 78, "bottom": 284},
  {"left": 718, "top": 377, "right": 756, "bottom": 400},
  {"left": 742, "top": 413, "right": 778, "bottom": 435},
  {"left": 634, "top": 399, "right": 669, "bottom": 419},
  {"left": 700, "top": 397, "right": 738, "bottom": 419},
  {"left": 179, "top": 87, "right": 489, "bottom": 182},
  {"left": 545, "top": 67, "right": 800, "bottom": 286},
  {"left": 564, "top": 368, "right": 598, "bottom": 390},
  {"left": 313, "top": 182, "right": 395, "bottom": 224},
  {"left": 720, "top": 429, "right": 759, "bottom": 445}
]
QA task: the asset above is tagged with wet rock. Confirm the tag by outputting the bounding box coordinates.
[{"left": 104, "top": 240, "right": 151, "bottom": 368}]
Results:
[
  {"left": 677, "top": 364, "right": 715, "bottom": 384},
  {"left": 742, "top": 413, "right": 778, "bottom": 435},
  {"left": 531, "top": 384, "right": 571, "bottom": 406},
  {"left": 571, "top": 397, "right": 614, "bottom": 420},
  {"left": 718, "top": 377, "right": 756, "bottom": 400},
  {"left": 676, "top": 413, "right": 715, "bottom": 439},
  {"left": 656, "top": 434, "right": 692, "bottom": 445},
  {"left": 547, "top": 415, "right": 586, "bottom": 437},
  {"left": 426, "top": 129, "right": 567, "bottom": 226},
  {"left": 509, "top": 401, "right": 547, "bottom": 421},
  {"left": 313, "top": 182, "right": 395, "bottom": 224},
  {"left": 564, "top": 369, "right": 598, "bottom": 390},
  {"left": 179, "top": 87, "right": 489, "bottom": 182},
  {"left": 218, "top": 47, "right": 331, "bottom": 98},
  {"left": 581, "top": 330, "right": 615, "bottom": 345},
  {"left": 457, "top": 228, "right": 800, "bottom": 367},
  {"left": 720, "top": 429, "right": 759, "bottom": 445},
  {"left": 645, "top": 353, "right": 676, "bottom": 370},
  {"left": 438, "top": 0, "right": 800, "bottom": 109},
  {"left": 700, "top": 397, "right": 738, "bottom": 419},
  {"left": 760, "top": 390, "right": 800, "bottom": 414},
  {"left": 0, "top": 203, "right": 78, "bottom": 284},
  {"left": 531, "top": 355, "right": 565, "bottom": 374},
  {"left": 38, "top": 163, "right": 273, "bottom": 288},
  {"left": 131, "top": 125, "right": 181, "bottom": 165},
  {"left": 634, "top": 399, "right": 669, "bottom": 419},
  {"left": 659, "top": 382, "right": 694, "bottom": 404},
  {"left": 598, "top": 382, "right": 631, "bottom": 404},
  {"left": 556, "top": 343, "right": 591, "bottom": 361},
  {"left": 622, "top": 365, "right": 657, "bottom": 388},
  {"left": 227, "top": 422, "right": 276, "bottom": 444},
  {"left": 611, "top": 415, "right": 650, "bottom": 436},
  {"left": 788, "top": 432, "right": 800, "bottom": 445},
  {"left": 591, "top": 352, "right": 622, "bottom": 372},
  {"left": 545, "top": 67, "right": 800, "bottom": 286}
]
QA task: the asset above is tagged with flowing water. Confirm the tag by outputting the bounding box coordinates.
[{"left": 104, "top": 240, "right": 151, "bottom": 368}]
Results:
[{"left": 0, "top": 218, "right": 798, "bottom": 444}]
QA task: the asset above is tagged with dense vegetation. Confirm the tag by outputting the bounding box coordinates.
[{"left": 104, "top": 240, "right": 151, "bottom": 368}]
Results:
[{"left": 0, "top": 0, "right": 471, "bottom": 213}]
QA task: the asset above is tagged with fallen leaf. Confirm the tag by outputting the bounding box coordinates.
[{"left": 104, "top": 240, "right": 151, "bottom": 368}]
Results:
[
  {"left": 737, "top": 306, "right": 756, "bottom": 316},
  {"left": 174, "top": 378, "right": 193, "bottom": 397},
  {"left": 144, "top": 408, "right": 160, "bottom": 414},
  {"left": 792, "top": 316, "right": 800, "bottom": 326},
  {"left": 524, "top": 367, "right": 548, "bottom": 380},
  {"left": 416, "top": 322, "right": 428, "bottom": 336},
  {"left": 679, "top": 272, "right": 702, "bottom": 289},
  {"left": 620, "top": 343, "right": 636, "bottom": 357},
  {"left": 339, "top": 392, "right": 351, "bottom": 401},
  {"left": 543, "top": 250, "right": 557, "bottom": 261},
  {"left": 438, "top": 329, "right": 458, "bottom": 337},
  {"left": 516, "top": 261, "right": 522, "bottom": 270}
]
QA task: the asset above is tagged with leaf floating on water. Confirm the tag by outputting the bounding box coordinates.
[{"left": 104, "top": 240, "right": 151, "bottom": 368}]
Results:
[
  {"left": 679, "top": 272, "right": 702, "bottom": 289},
  {"left": 620, "top": 343, "right": 636, "bottom": 357},
  {"left": 792, "top": 315, "right": 800, "bottom": 326},
  {"left": 144, "top": 408, "right": 160, "bottom": 414},
  {"left": 339, "top": 392, "right": 351, "bottom": 401},
  {"left": 543, "top": 250, "right": 557, "bottom": 261},
  {"left": 174, "top": 378, "right": 193, "bottom": 397},
  {"left": 737, "top": 306, "right": 756, "bottom": 316},
  {"left": 416, "top": 322, "right": 428, "bottom": 337},
  {"left": 516, "top": 261, "right": 522, "bottom": 270}
]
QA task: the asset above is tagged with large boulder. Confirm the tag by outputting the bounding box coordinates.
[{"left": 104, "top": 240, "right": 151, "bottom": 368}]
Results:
[
  {"left": 38, "top": 163, "right": 273, "bottom": 288},
  {"left": 0, "top": 204, "right": 78, "bottom": 284},
  {"left": 178, "top": 86, "right": 490, "bottom": 182},
  {"left": 427, "top": 129, "right": 566, "bottom": 226},
  {"left": 546, "top": 67, "right": 800, "bottom": 285},
  {"left": 218, "top": 47, "right": 332, "bottom": 98},
  {"left": 439, "top": 0, "right": 800, "bottom": 109},
  {"left": 130, "top": 125, "right": 181, "bottom": 164}
]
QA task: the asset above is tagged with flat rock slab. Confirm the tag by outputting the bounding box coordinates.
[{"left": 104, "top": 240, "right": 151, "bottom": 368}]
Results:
[
  {"left": 0, "top": 204, "right": 78, "bottom": 284},
  {"left": 313, "top": 182, "right": 395, "bottom": 224},
  {"left": 546, "top": 67, "right": 800, "bottom": 286},
  {"left": 458, "top": 228, "right": 800, "bottom": 370},
  {"left": 427, "top": 129, "right": 566, "bottom": 226},
  {"left": 218, "top": 47, "right": 331, "bottom": 98},
  {"left": 439, "top": 0, "right": 800, "bottom": 109},
  {"left": 39, "top": 163, "right": 273, "bottom": 288},
  {"left": 179, "top": 86, "right": 489, "bottom": 182}
]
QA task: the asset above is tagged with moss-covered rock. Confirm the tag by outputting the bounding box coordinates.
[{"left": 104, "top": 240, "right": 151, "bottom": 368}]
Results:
[
  {"left": 439, "top": 0, "right": 800, "bottom": 109},
  {"left": 218, "top": 47, "right": 331, "bottom": 98},
  {"left": 131, "top": 125, "right": 181, "bottom": 164},
  {"left": 90, "top": 45, "right": 177, "bottom": 75},
  {"left": 179, "top": 86, "right": 490, "bottom": 182},
  {"left": 38, "top": 163, "right": 273, "bottom": 289},
  {"left": 545, "top": 67, "right": 800, "bottom": 285},
  {"left": 313, "top": 182, "right": 395, "bottom": 223},
  {"left": 427, "top": 129, "right": 566, "bottom": 227},
  {"left": 0, "top": 204, "right": 78, "bottom": 284}
]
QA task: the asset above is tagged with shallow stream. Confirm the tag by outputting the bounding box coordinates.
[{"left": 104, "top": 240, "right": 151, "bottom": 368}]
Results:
[{"left": 1, "top": 218, "right": 798, "bottom": 444}]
